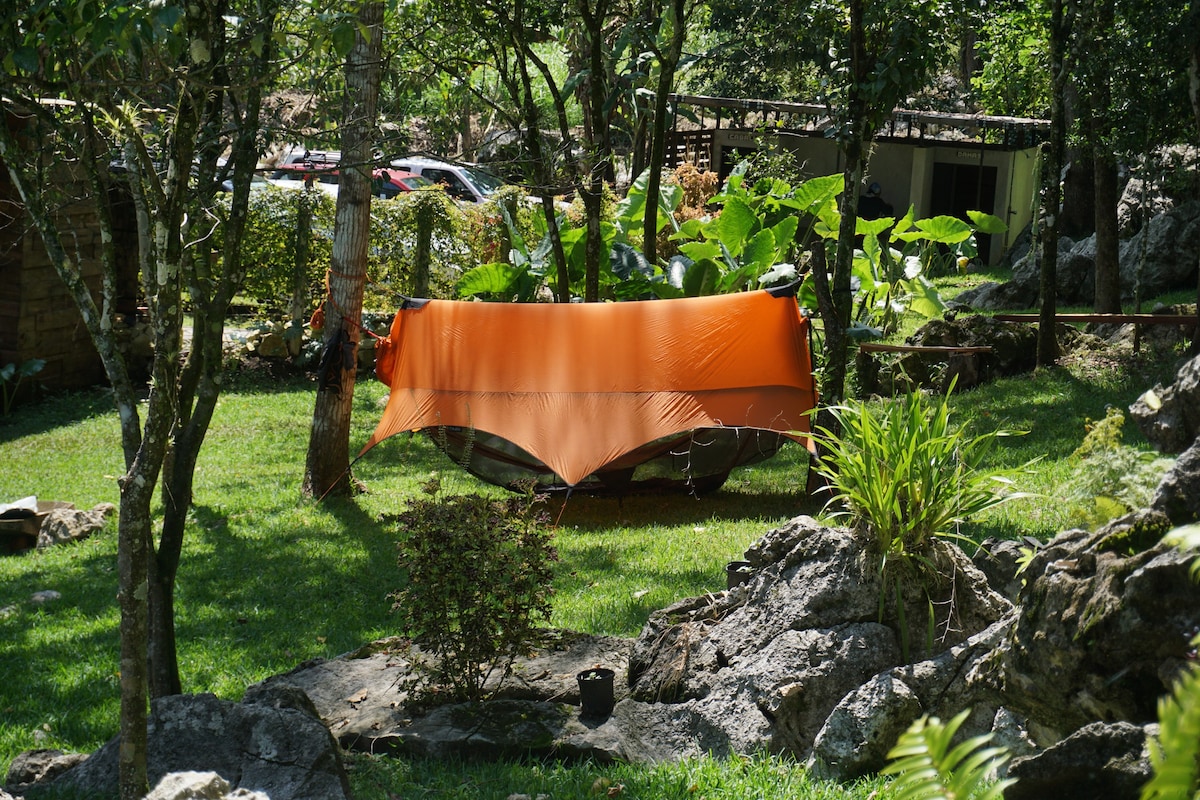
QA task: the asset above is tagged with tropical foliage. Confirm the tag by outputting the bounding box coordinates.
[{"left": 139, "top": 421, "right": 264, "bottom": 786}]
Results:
[
  {"left": 809, "top": 382, "right": 1035, "bottom": 656},
  {"left": 881, "top": 710, "right": 1015, "bottom": 800}
]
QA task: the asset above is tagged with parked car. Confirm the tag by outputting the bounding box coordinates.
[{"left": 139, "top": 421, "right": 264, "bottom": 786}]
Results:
[
  {"left": 386, "top": 156, "right": 504, "bottom": 203},
  {"left": 265, "top": 163, "right": 432, "bottom": 199}
]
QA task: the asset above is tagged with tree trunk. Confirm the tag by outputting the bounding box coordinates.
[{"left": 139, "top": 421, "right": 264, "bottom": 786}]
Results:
[
  {"left": 1092, "top": 149, "right": 1120, "bottom": 313},
  {"left": 1038, "top": 0, "right": 1068, "bottom": 366},
  {"left": 824, "top": 0, "right": 869, "bottom": 406},
  {"left": 302, "top": 1, "right": 383, "bottom": 499},
  {"left": 642, "top": 0, "right": 685, "bottom": 265},
  {"left": 1189, "top": 5, "right": 1200, "bottom": 354},
  {"left": 1088, "top": 0, "right": 1120, "bottom": 314},
  {"left": 580, "top": 0, "right": 611, "bottom": 302}
]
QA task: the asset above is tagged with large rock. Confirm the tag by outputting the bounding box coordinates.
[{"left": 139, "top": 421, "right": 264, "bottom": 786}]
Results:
[
  {"left": 250, "top": 631, "right": 633, "bottom": 756},
  {"left": 1000, "top": 509, "right": 1200, "bottom": 743},
  {"left": 1004, "top": 721, "right": 1155, "bottom": 800},
  {"left": 808, "top": 614, "right": 1019, "bottom": 780},
  {"left": 146, "top": 771, "right": 269, "bottom": 800},
  {"left": 5, "top": 749, "right": 88, "bottom": 795},
  {"left": 857, "top": 315, "right": 1042, "bottom": 395},
  {"left": 960, "top": 201, "right": 1200, "bottom": 310},
  {"left": 36, "top": 503, "right": 115, "bottom": 549},
  {"left": 1119, "top": 201, "right": 1200, "bottom": 299},
  {"left": 626, "top": 517, "right": 1009, "bottom": 757},
  {"left": 1130, "top": 354, "right": 1200, "bottom": 453},
  {"left": 1151, "top": 440, "right": 1200, "bottom": 524},
  {"left": 29, "top": 693, "right": 350, "bottom": 800}
]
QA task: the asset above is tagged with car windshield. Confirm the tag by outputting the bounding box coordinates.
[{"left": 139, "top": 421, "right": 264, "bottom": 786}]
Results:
[
  {"left": 463, "top": 165, "right": 504, "bottom": 195},
  {"left": 398, "top": 175, "right": 434, "bottom": 190}
]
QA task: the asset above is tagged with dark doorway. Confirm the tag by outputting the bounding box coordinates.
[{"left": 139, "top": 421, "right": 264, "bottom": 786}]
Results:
[{"left": 931, "top": 162, "right": 998, "bottom": 263}]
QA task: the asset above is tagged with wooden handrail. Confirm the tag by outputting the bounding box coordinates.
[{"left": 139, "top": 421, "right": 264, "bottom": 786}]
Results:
[
  {"left": 858, "top": 343, "right": 993, "bottom": 354},
  {"left": 993, "top": 313, "right": 1197, "bottom": 325}
]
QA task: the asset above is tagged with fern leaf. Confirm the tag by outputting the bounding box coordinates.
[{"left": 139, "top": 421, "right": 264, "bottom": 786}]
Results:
[
  {"left": 1142, "top": 664, "right": 1200, "bottom": 800},
  {"left": 881, "top": 710, "right": 1015, "bottom": 800}
]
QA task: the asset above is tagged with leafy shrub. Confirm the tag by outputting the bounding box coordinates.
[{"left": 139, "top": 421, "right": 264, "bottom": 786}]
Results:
[
  {"left": 1064, "top": 407, "right": 1175, "bottom": 531},
  {"left": 881, "top": 709, "right": 1015, "bottom": 800},
  {"left": 387, "top": 479, "right": 558, "bottom": 703},
  {"left": 235, "top": 185, "right": 335, "bottom": 315}
]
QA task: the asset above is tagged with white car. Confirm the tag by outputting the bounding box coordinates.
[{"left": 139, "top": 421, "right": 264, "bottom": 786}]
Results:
[{"left": 387, "top": 156, "right": 504, "bottom": 203}]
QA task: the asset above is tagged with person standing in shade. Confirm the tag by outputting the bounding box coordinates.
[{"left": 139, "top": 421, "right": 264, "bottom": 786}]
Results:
[{"left": 858, "top": 182, "right": 894, "bottom": 220}]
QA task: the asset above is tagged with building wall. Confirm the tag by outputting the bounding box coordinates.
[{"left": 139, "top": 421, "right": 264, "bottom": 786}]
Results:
[
  {"left": 708, "top": 128, "right": 1042, "bottom": 265},
  {"left": 0, "top": 155, "right": 135, "bottom": 394}
]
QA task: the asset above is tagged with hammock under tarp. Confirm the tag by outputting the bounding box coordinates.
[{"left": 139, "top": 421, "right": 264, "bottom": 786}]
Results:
[{"left": 360, "top": 289, "right": 817, "bottom": 491}]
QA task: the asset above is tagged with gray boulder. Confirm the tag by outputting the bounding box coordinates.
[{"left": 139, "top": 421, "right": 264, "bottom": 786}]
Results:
[
  {"left": 250, "top": 631, "right": 633, "bottom": 756},
  {"left": 146, "top": 771, "right": 268, "bottom": 800},
  {"left": 5, "top": 749, "right": 88, "bottom": 796},
  {"left": 1151, "top": 440, "right": 1200, "bottom": 524},
  {"left": 626, "top": 517, "right": 1009, "bottom": 757},
  {"left": 807, "top": 613, "right": 1019, "bottom": 780},
  {"left": 1130, "top": 354, "right": 1200, "bottom": 454},
  {"left": 858, "top": 315, "right": 1041, "bottom": 395},
  {"left": 1004, "top": 721, "right": 1155, "bottom": 800},
  {"left": 35, "top": 503, "right": 114, "bottom": 550},
  {"left": 1000, "top": 510, "right": 1200, "bottom": 743},
  {"left": 29, "top": 693, "right": 350, "bottom": 800},
  {"left": 1119, "top": 201, "right": 1200, "bottom": 299}
]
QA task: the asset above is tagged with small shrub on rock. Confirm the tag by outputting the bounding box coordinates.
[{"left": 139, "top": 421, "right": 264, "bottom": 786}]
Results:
[{"left": 387, "top": 478, "right": 558, "bottom": 703}]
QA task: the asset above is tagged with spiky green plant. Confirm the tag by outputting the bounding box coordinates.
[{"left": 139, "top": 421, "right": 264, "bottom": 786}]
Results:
[
  {"left": 881, "top": 710, "right": 1015, "bottom": 800},
  {"left": 810, "top": 382, "right": 1035, "bottom": 657},
  {"left": 811, "top": 382, "right": 1032, "bottom": 557}
]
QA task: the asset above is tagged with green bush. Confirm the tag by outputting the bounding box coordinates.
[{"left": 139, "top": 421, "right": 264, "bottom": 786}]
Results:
[
  {"left": 812, "top": 382, "right": 1032, "bottom": 560},
  {"left": 387, "top": 479, "right": 558, "bottom": 703},
  {"left": 1064, "top": 407, "right": 1175, "bottom": 531}
]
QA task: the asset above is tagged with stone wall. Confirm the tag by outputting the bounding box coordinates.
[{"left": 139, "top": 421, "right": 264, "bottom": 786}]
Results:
[{"left": 0, "top": 116, "right": 139, "bottom": 394}]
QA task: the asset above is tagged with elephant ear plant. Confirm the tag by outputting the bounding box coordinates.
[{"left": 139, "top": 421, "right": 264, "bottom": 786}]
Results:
[{"left": 809, "top": 380, "right": 1036, "bottom": 659}]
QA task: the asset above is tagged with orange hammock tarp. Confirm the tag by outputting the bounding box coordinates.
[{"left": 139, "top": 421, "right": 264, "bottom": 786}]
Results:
[{"left": 361, "top": 289, "right": 817, "bottom": 489}]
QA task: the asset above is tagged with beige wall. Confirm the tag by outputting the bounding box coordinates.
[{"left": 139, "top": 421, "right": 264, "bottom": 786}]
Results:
[{"left": 710, "top": 128, "right": 1042, "bottom": 265}]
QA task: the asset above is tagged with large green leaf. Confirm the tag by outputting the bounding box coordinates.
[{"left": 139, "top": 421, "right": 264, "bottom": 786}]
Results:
[
  {"left": 770, "top": 216, "right": 799, "bottom": 257},
  {"left": 913, "top": 215, "right": 974, "bottom": 244},
  {"left": 457, "top": 263, "right": 524, "bottom": 299},
  {"left": 714, "top": 196, "right": 758, "bottom": 257},
  {"left": 682, "top": 258, "right": 722, "bottom": 297},
  {"left": 967, "top": 209, "right": 1009, "bottom": 234},
  {"left": 678, "top": 240, "right": 723, "bottom": 262},
  {"left": 671, "top": 218, "right": 705, "bottom": 241},
  {"left": 786, "top": 174, "right": 843, "bottom": 214},
  {"left": 741, "top": 228, "right": 778, "bottom": 269},
  {"left": 902, "top": 276, "right": 950, "bottom": 319}
]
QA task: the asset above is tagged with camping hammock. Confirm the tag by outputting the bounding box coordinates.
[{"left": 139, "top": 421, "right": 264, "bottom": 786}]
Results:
[{"left": 360, "top": 288, "right": 817, "bottom": 492}]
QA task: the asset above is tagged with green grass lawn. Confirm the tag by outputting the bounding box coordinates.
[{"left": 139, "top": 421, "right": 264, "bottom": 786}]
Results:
[{"left": 0, "top": 321, "right": 1190, "bottom": 798}]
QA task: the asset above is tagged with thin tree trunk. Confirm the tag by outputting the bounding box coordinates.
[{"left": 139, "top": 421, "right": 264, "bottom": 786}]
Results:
[
  {"left": 1089, "top": 0, "right": 1120, "bottom": 314},
  {"left": 303, "top": 0, "right": 384, "bottom": 498},
  {"left": 824, "top": 0, "right": 868, "bottom": 406},
  {"left": 580, "top": 0, "right": 611, "bottom": 302},
  {"left": 1092, "top": 149, "right": 1120, "bottom": 313},
  {"left": 643, "top": 0, "right": 685, "bottom": 265},
  {"left": 1188, "top": 5, "right": 1200, "bottom": 354},
  {"left": 1038, "top": 0, "right": 1069, "bottom": 366}
]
